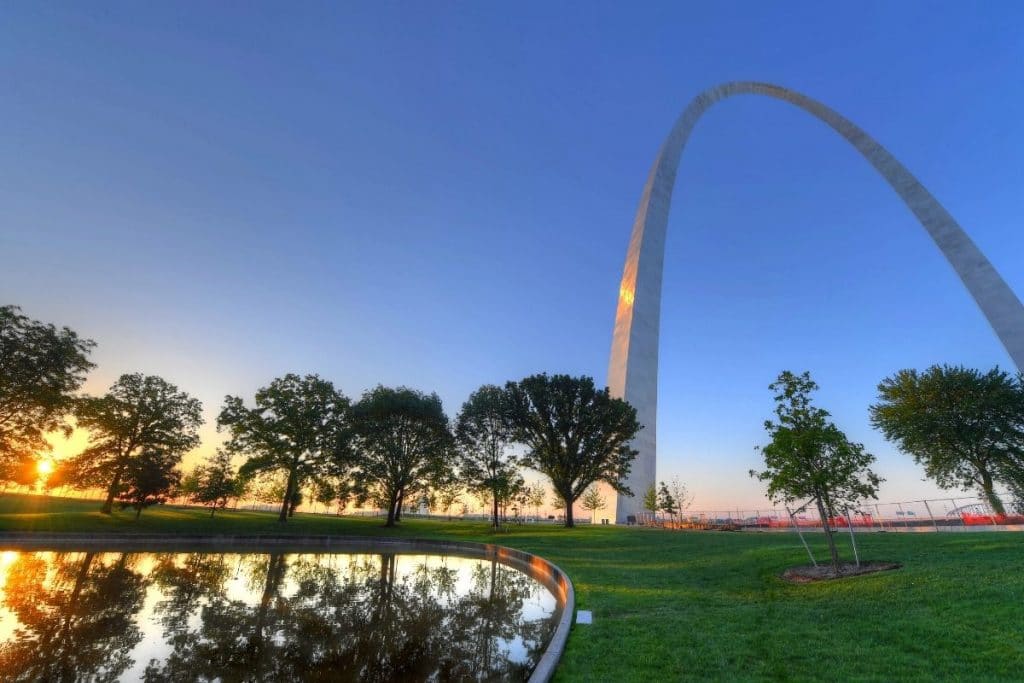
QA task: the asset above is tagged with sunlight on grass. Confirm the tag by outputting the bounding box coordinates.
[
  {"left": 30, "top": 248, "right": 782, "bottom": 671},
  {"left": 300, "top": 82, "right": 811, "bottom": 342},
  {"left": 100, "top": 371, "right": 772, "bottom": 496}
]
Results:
[{"left": 0, "top": 493, "right": 1020, "bottom": 680}]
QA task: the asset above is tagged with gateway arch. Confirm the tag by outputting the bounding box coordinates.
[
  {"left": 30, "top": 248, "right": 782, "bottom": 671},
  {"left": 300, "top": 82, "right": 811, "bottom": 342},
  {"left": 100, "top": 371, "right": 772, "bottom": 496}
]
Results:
[{"left": 607, "top": 81, "right": 1024, "bottom": 524}]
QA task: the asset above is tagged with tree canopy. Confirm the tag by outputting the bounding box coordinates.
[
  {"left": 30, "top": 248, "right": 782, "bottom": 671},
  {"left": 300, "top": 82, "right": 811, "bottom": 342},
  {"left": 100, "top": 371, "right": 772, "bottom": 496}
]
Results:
[
  {"left": 70, "top": 373, "right": 202, "bottom": 514},
  {"left": 751, "top": 371, "right": 881, "bottom": 572},
  {"left": 870, "top": 365, "right": 1024, "bottom": 515},
  {"left": 350, "top": 386, "right": 453, "bottom": 527},
  {"left": 218, "top": 373, "right": 351, "bottom": 523},
  {"left": 118, "top": 449, "right": 181, "bottom": 519},
  {"left": 185, "top": 450, "right": 245, "bottom": 517},
  {"left": 0, "top": 305, "right": 94, "bottom": 483},
  {"left": 505, "top": 373, "right": 639, "bottom": 527},
  {"left": 455, "top": 385, "right": 520, "bottom": 528}
]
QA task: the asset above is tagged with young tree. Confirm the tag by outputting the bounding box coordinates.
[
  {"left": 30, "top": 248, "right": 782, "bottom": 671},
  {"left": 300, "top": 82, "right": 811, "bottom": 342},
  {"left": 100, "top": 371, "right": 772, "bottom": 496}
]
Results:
[
  {"left": 118, "top": 449, "right": 182, "bottom": 519},
  {"left": 870, "top": 365, "right": 1024, "bottom": 515},
  {"left": 751, "top": 371, "right": 882, "bottom": 573},
  {"left": 505, "top": 374, "right": 640, "bottom": 527},
  {"left": 667, "top": 477, "right": 693, "bottom": 517},
  {"left": 218, "top": 374, "right": 351, "bottom": 523},
  {"left": 70, "top": 374, "right": 202, "bottom": 514},
  {"left": 455, "top": 385, "right": 520, "bottom": 528},
  {"left": 350, "top": 386, "right": 453, "bottom": 527},
  {"left": 527, "top": 482, "right": 546, "bottom": 521},
  {"left": 657, "top": 481, "right": 677, "bottom": 523},
  {"left": 581, "top": 485, "right": 607, "bottom": 522},
  {"left": 189, "top": 450, "right": 245, "bottom": 517},
  {"left": 0, "top": 305, "right": 95, "bottom": 484},
  {"left": 312, "top": 477, "right": 353, "bottom": 516},
  {"left": 642, "top": 483, "right": 659, "bottom": 521},
  {"left": 435, "top": 481, "right": 462, "bottom": 519}
]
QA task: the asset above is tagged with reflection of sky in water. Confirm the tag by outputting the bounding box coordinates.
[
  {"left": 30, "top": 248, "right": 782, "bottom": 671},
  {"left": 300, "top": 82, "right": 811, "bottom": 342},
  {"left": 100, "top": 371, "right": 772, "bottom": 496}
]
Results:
[{"left": 0, "top": 551, "right": 559, "bottom": 682}]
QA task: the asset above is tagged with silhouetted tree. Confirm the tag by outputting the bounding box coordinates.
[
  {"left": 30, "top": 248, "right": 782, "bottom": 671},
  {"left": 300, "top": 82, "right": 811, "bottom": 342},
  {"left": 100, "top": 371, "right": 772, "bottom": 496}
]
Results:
[
  {"left": 218, "top": 374, "right": 351, "bottom": 523},
  {"left": 186, "top": 450, "right": 245, "bottom": 517},
  {"left": 351, "top": 386, "right": 453, "bottom": 527},
  {"left": 70, "top": 374, "right": 202, "bottom": 514},
  {"left": 455, "top": 385, "right": 521, "bottom": 528},
  {"left": 505, "top": 374, "right": 640, "bottom": 527},
  {"left": 118, "top": 449, "right": 181, "bottom": 519},
  {"left": 0, "top": 305, "right": 94, "bottom": 486}
]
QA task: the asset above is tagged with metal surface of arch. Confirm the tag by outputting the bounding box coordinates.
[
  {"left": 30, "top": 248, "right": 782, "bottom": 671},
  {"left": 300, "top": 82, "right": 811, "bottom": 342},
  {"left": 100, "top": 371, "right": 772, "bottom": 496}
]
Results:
[{"left": 607, "top": 81, "right": 1024, "bottom": 523}]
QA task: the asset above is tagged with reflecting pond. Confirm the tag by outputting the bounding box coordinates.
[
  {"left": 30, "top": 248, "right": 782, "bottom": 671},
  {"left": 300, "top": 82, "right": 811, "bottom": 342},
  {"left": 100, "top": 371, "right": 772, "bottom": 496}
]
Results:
[{"left": 0, "top": 550, "right": 560, "bottom": 682}]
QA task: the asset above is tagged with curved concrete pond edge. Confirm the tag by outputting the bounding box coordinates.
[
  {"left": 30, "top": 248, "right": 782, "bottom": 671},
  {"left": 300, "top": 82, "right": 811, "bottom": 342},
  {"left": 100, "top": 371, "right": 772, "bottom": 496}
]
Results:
[{"left": 0, "top": 532, "right": 575, "bottom": 683}]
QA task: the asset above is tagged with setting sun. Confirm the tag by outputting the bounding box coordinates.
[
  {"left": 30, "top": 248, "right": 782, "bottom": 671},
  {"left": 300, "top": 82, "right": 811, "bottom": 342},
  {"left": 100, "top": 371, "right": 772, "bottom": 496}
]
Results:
[{"left": 36, "top": 459, "right": 53, "bottom": 477}]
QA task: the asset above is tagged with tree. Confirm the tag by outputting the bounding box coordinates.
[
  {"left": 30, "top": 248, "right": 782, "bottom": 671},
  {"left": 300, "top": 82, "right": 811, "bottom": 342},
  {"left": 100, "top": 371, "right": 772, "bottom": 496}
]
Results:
[
  {"left": 870, "top": 365, "right": 1024, "bottom": 515},
  {"left": 657, "top": 481, "right": 676, "bottom": 522},
  {"left": 455, "top": 385, "right": 520, "bottom": 528},
  {"left": 581, "top": 485, "right": 606, "bottom": 522},
  {"left": 0, "top": 305, "right": 94, "bottom": 484},
  {"left": 642, "top": 483, "right": 659, "bottom": 520},
  {"left": 218, "top": 374, "right": 351, "bottom": 523},
  {"left": 505, "top": 374, "right": 640, "bottom": 527},
  {"left": 751, "top": 371, "right": 882, "bottom": 573},
  {"left": 667, "top": 476, "right": 693, "bottom": 517},
  {"left": 118, "top": 449, "right": 181, "bottom": 519},
  {"left": 350, "top": 386, "right": 453, "bottom": 527},
  {"left": 188, "top": 450, "right": 245, "bottom": 517},
  {"left": 312, "top": 476, "right": 353, "bottom": 515},
  {"left": 527, "top": 482, "right": 545, "bottom": 521},
  {"left": 69, "top": 373, "right": 202, "bottom": 514},
  {"left": 435, "top": 481, "right": 462, "bottom": 519}
]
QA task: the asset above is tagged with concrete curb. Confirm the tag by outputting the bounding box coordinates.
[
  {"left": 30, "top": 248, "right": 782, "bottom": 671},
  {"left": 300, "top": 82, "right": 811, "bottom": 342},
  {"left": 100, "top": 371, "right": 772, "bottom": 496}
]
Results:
[{"left": 0, "top": 532, "right": 575, "bottom": 683}]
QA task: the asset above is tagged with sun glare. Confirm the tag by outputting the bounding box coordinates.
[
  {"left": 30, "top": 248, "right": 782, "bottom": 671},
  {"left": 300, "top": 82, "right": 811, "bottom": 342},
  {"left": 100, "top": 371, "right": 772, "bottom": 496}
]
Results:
[{"left": 36, "top": 459, "right": 53, "bottom": 477}]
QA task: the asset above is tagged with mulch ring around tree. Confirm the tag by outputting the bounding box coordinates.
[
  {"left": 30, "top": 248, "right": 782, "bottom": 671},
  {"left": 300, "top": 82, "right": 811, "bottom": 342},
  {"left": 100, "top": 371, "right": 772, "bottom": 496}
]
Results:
[{"left": 781, "top": 561, "right": 902, "bottom": 583}]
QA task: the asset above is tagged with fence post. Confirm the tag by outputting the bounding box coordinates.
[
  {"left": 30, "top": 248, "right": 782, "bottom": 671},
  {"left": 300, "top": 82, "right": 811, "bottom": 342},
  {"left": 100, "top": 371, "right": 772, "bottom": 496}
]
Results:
[
  {"left": 787, "top": 506, "right": 816, "bottom": 567},
  {"left": 922, "top": 499, "right": 939, "bottom": 532}
]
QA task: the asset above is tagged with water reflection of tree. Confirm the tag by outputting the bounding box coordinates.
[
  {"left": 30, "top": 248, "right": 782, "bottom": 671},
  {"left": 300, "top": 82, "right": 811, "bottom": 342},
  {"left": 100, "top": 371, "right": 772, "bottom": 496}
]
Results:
[
  {"left": 145, "top": 552, "right": 557, "bottom": 682},
  {"left": 149, "top": 553, "right": 231, "bottom": 639},
  {"left": 0, "top": 552, "right": 147, "bottom": 682}
]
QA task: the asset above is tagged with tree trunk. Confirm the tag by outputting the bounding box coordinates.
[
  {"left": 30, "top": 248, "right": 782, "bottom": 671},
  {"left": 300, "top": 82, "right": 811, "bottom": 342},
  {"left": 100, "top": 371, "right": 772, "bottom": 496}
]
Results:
[
  {"left": 394, "top": 489, "right": 403, "bottom": 522},
  {"left": 563, "top": 495, "right": 574, "bottom": 528},
  {"left": 101, "top": 464, "right": 125, "bottom": 515},
  {"left": 980, "top": 470, "right": 1006, "bottom": 515},
  {"left": 384, "top": 490, "right": 398, "bottom": 527},
  {"left": 278, "top": 469, "right": 296, "bottom": 523},
  {"left": 816, "top": 498, "right": 840, "bottom": 573},
  {"left": 135, "top": 504, "right": 142, "bottom": 520},
  {"left": 492, "top": 488, "right": 500, "bottom": 528},
  {"left": 210, "top": 506, "right": 217, "bottom": 518}
]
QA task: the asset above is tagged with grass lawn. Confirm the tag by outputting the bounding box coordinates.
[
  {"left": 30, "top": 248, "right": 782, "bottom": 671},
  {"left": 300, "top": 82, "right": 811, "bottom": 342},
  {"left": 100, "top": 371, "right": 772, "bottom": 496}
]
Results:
[{"left": 1, "top": 494, "right": 1022, "bottom": 681}]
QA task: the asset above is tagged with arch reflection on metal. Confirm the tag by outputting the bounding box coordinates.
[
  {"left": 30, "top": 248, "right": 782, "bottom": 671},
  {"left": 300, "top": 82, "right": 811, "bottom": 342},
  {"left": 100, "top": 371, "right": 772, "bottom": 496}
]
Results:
[{"left": 607, "top": 81, "right": 1024, "bottom": 524}]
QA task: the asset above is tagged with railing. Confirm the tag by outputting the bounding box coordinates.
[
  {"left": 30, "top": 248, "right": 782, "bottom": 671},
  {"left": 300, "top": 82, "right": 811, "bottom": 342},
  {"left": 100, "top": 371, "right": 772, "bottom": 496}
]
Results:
[{"left": 639, "top": 493, "right": 1023, "bottom": 531}]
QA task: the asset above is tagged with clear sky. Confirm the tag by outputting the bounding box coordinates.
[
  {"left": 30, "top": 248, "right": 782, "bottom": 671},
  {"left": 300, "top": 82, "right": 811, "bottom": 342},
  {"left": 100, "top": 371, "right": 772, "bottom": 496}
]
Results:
[{"left": 3, "top": 2, "right": 1022, "bottom": 511}]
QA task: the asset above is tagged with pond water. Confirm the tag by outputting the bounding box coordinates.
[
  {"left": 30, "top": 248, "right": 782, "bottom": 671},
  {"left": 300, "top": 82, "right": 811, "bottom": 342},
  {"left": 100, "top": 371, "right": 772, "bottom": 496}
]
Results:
[{"left": 0, "top": 550, "right": 560, "bottom": 682}]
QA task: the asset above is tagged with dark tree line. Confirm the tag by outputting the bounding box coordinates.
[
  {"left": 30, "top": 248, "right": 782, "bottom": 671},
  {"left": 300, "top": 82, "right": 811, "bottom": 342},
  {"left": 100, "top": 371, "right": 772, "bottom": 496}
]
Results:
[{"left": 1, "top": 305, "right": 643, "bottom": 525}]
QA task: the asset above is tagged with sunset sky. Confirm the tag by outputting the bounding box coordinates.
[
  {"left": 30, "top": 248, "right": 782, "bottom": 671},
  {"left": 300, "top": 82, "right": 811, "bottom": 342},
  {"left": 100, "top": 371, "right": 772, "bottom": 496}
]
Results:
[{"left": 3, "top": 2, "right": 1023, "bottom": 511}]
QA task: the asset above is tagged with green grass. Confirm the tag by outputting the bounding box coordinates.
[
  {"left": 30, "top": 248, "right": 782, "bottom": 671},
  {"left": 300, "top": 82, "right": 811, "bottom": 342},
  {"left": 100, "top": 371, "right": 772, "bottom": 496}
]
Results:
[{"left": 1, "top": 494, "right": 1022, "bottom": 681}]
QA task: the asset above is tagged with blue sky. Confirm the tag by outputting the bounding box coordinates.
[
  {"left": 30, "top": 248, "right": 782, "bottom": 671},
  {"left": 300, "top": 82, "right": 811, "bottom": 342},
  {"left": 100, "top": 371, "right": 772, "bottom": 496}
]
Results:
[{"left": 3, "top": 2, "right": 1022, "bottom": 509}]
